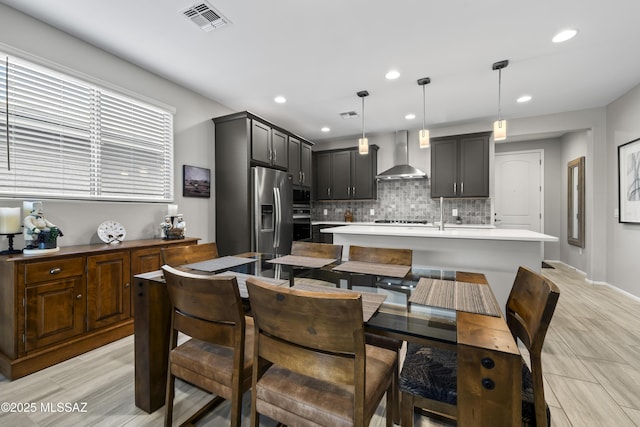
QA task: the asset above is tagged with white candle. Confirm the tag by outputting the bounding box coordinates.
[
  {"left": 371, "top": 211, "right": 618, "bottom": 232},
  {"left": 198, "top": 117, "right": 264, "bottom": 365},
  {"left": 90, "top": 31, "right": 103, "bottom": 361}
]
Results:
[
  {"left": 0, "top": 207, "right": 22, "bottom": 234},
  {"left": 167, "top": 204, "right": 178, "bottom": 216}
]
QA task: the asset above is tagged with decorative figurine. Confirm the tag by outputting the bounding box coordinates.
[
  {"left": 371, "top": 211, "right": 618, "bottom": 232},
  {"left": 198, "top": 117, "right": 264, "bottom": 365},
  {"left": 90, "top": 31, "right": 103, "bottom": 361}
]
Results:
[
  {"left": 160, "top": 216, "right": 172, "bottom": 239},
  {"left": 23, "top": 202, "right": 63, "bottom": 252},
  {"left": 161, "top": 214, "right": 186, "bottom": 240}
]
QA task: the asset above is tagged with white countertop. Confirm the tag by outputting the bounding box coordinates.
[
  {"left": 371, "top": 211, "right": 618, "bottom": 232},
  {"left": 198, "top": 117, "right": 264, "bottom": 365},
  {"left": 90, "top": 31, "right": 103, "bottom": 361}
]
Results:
[
  {"left": 320, "top": 224, "right": 558, "bottom": 242},
  {"left": 312, "top": 221, "right": 496, "bottom": 229}
]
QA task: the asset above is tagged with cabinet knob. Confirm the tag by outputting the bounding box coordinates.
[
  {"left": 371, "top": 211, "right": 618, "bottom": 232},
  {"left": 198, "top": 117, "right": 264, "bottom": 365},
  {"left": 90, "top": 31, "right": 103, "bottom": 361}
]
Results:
[
  {"left": 49, "top": 267, "right": 62, "bottom": 275},
  {"left": 124, "top": 282, "right": 130, "bottom": 288},
  {"left": 76, "top": 294, "right": 82, "bottom": 300}
]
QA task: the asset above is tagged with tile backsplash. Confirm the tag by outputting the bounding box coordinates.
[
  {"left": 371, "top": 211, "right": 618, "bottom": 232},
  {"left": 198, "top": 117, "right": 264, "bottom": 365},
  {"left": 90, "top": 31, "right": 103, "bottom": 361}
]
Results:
[{"left": 312, "top": 179, "right": 492, "bottom": 225}]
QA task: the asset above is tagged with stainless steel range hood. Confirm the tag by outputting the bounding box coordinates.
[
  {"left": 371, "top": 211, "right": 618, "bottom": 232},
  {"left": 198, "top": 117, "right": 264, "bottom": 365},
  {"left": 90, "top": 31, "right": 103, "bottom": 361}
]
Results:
[{"left": 375, "top": 130, "right": 427, "bottom": 180}]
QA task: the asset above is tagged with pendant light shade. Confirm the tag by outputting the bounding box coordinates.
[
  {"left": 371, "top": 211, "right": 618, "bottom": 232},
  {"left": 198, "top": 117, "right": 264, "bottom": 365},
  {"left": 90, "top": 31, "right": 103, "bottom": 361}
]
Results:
[
  {"left": 417, "top": 77, "right": 431, "bottom": 148},
  {"left": 357, "top": 90, "right": 369, "bottom": 155},
  {"left": 492, "top": 60, "right": 509, "bottom": 141},
  {"left": 493, "top": 119, "right": 507, "bottom": 140}
]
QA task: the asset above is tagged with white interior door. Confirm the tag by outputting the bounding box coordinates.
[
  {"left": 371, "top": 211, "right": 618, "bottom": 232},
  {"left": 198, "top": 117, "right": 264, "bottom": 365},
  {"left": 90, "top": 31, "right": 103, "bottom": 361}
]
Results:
[{"left": 494, "top": 151, "right": 542, "bottom": 231}]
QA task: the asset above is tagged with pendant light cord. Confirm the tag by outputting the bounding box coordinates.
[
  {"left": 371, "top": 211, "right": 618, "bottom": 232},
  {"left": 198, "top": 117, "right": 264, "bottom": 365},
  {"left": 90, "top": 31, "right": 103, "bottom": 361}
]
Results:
[
  {"left": 5, "top": 56, "right": 9, "bottom": 171},
  {"left": 361, "top": 95, "right": 365, "bottom": 139},
  {"left": 422, "top": 83, "right": 426, "bottom": 130},
  {"left": 497, "top": 68, "right": 502, "bottom": 121}
]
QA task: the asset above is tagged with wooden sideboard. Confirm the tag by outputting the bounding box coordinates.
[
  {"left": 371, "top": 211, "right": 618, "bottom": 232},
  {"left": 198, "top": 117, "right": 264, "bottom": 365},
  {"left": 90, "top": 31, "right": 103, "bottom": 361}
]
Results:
[{"left": 0, "top": 237, "right": 199, "bottom": 380}]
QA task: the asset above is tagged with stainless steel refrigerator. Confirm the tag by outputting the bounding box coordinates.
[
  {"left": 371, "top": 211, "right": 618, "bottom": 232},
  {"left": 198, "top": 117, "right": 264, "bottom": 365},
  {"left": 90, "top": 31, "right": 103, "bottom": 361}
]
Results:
[{"left": 252, "top": 166, "right": 293, "bottom": 255}]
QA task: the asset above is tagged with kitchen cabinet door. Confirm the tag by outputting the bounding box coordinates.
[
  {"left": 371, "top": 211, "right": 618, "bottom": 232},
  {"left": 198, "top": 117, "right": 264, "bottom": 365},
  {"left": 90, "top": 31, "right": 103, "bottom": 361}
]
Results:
[
  {"left": 315, "top": 152, "right": 332, "bottom": 200},
  {"left": 87, "top": 251, "right": 131, "bottom": 330},
  {"left": 459, "top": 134, "right": 489, "bottom": 197},
  {"left": 331, "top": 151, "right": 352, "bottom": 199},
  {"left": 352, "top": 150, "right": 377, "bottom": 199},
  {"left": 251, "top": 120, "right": 272, "bottom": 165},
  {"left": 300, "top": 142, "right": 312, "bottom": 187},
  {"left": 271, "top": 129, "right": 288, "bottom": 169},
  {"left": 288, "top": 136, "right": 301, "bottom": 184},
  {"left": 290, "top": 137, "right": 313, "bottom": 187},
  {"left": 431, "top": 138, "right": 458, "bottom": 198}
]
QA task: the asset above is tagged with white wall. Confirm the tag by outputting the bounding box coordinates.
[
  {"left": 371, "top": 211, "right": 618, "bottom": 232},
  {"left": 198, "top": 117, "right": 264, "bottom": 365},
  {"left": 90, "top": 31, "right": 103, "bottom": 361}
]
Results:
[
  {"left": 0, "top": 4, "right": 232, "bottom": 248},
  {"left": 606, "top": 83, "right": 640, "bottom": 297}
]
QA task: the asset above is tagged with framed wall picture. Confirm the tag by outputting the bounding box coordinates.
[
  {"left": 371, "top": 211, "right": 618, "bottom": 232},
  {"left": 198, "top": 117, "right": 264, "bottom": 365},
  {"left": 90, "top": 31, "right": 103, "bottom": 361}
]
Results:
[
  {"left": 618, "top": 138, "right": 640, "bottom": 223},
  {"left": 183, "top": 165, "right": 211, "bottom": 198}
]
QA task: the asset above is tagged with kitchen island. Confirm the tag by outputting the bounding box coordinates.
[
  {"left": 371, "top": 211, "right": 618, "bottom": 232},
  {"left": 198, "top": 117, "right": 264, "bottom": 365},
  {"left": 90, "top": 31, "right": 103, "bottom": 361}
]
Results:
[{"left": 321, "top": 224, "right": 558, "bottom": 311}]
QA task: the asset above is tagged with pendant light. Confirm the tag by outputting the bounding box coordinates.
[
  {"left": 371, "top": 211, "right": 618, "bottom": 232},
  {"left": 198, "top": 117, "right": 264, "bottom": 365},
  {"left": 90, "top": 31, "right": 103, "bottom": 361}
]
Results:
[
  {"left": 417, "top": 77, "right": 431, "bottom": 148},
  {"left": 357, "top": 90, "right": 369, "bottom": 154},
  {"left": 492, "top": 59, "right": 509, "bottom": 141}
]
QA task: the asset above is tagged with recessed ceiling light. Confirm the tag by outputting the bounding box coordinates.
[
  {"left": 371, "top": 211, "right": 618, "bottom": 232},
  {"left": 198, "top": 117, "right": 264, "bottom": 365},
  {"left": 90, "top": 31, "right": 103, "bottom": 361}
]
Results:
[
  {"left": 552, "top": 29, "right": 578, "bottom": 43},
  {"left": 517, "top": 95, "right": 532, "bottom": 103},
  {"left": 405, "top": 113, "right": 416, "bottom": 120},
  {"left": 321, "top": 127, "right": 330, "bottom": 132},
  {"left": 385, "top": 70, "right": 400, "bottom": 80},
  {"left": 274, "top": 96, "right": 286, "bottom": 103}
]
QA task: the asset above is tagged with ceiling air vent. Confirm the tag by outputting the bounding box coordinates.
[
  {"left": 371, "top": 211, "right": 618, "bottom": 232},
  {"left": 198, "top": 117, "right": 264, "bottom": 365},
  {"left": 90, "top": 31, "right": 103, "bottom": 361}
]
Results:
[
  {"left": 182, "top": 2, "right": 230, "bottom": 32},
  {"left": 339, "top": 111, "right": 359, "bottom": 119}
]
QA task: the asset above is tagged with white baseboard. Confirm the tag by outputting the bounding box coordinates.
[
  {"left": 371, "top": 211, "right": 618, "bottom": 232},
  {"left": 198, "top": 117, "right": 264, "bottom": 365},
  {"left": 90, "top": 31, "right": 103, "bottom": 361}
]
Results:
[{"left": 547, "top": 260, "right": 640, "bottom": 303}]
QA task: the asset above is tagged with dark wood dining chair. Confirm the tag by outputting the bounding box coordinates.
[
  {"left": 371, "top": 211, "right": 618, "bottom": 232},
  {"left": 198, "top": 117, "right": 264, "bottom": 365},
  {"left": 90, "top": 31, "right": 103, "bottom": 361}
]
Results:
[
  {"left": 348, "top": 245, "right": 413, "bottom": 267},
  {"left": 245, "top": 277, "right": 397, "bottom": 427},
  {"left": 160, "top": 241, "right": 218, "bottom": 266},
  {"left": 399, "top": 266, "right": 560, "bottom": 427},
  {"left": 291, "top": 240, "right": 343, "bottom": 259},
  {"left": 161, "top": 264, "right": 253, "bottom": 427},
  {"left": 348, "top": 244, "right": 413, "bottom": 423},
  {"left": 291, "top": 241, "right": 343, "bottom": 287}
]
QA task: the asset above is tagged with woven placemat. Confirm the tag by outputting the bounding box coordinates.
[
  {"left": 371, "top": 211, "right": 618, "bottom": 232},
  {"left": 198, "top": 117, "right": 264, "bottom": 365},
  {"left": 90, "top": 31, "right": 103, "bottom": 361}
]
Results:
[
  {"left": 331, "top": 260, "right": 410, "bottom": 278},
  {"left": 409, "top": 278, "right": 502, "bottom": 317},
  {"left": 267, "top": 255, "right": 337, "bottom": 268},
  {"left": 292, "top": 283, "right": 387, "bottom": 322},
  {"left": 183, "top": 256, "right": 257, "bottom": 272}
]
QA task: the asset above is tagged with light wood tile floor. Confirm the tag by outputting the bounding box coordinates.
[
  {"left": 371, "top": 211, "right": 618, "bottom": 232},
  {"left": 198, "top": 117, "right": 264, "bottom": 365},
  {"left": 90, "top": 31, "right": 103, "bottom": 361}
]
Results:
[{"left": 1, "top": 261, "right": 639, "bottom": 426}]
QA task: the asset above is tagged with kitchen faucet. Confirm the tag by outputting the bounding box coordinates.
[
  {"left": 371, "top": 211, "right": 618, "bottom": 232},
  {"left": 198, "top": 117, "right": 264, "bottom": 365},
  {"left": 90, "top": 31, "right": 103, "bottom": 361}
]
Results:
[{"left": 439, "top": 196, "right": 445, "bottom": 231}]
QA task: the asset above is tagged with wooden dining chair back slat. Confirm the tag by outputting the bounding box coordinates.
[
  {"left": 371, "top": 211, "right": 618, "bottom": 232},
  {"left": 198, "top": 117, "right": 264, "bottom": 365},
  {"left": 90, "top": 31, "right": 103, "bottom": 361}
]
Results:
[
  {"left": 245, "top": 277, "right": 397, "bottom": 427},
  {"left": 347, "top": 244, "right": 413, "bottom": 424},
  {"left": 291, "top": 241, "right": 343, "bottom": 260},
  {"left": 506, "top": 266, "right": 560, "bottom": 427},
  {"left": 399, "top": 266, "right": 560, "bottom": 427},
  {"left": 161, "top": 265, "right": 252, "bottom": 427},
  {"left": 348, "top": 245, "right": 412, "bottom": 266},
  {"left": 290, "top": 241, "right": 343, "bottom": 287},
  {"left": 160, "top": 242, "right": 218, "bottom": 266}
]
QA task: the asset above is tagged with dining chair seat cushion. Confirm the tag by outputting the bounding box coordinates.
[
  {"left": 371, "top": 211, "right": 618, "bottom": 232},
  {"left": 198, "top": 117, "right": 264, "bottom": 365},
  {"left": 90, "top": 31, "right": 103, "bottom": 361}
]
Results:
[
  {"left": 169, "top": 316, "right": 254, "bottom": 398},
  {"left": 254, "top": 344, "right": 396, "bottom": 427},
  {"left": 399, "top": 342, "right": 550, "bottom": 426}
]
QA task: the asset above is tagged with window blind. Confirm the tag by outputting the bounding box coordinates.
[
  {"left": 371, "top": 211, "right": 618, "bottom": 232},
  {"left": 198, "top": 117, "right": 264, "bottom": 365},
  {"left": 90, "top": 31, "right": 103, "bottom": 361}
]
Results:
[{"left": 0, "top": 54, "right": 174, "bottom": 202}]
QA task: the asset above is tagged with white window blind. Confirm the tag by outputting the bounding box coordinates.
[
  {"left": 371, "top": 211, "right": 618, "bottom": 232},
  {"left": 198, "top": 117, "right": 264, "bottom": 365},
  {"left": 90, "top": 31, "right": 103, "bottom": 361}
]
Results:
[{"left": 0, "top": 54, "right": 174, "bottom": 201}]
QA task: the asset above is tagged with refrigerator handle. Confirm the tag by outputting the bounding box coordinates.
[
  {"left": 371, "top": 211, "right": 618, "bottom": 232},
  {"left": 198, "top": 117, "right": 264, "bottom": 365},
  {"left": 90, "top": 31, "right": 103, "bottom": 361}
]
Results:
[{"left": 273, "top": 187, "right": 280, "bottom": 249}]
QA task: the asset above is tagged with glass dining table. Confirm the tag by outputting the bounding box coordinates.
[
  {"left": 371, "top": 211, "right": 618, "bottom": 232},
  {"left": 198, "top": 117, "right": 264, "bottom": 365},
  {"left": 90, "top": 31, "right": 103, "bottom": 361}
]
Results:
[{"left": 133, "top": 252, "right": 522, "bottom": 425}]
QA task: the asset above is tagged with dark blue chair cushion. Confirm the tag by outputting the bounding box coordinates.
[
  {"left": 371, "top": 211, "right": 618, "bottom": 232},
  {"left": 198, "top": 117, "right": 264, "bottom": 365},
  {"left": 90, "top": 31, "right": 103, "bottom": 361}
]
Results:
[{"left": 399, "top": 342, "right": 550, "bottom": 426}]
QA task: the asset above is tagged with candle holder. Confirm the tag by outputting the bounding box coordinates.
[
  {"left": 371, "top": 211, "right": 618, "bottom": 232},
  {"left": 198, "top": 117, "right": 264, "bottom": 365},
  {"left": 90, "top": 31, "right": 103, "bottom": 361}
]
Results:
[{"left": 0, "top": 233, "right": 22, "bottom": 255}]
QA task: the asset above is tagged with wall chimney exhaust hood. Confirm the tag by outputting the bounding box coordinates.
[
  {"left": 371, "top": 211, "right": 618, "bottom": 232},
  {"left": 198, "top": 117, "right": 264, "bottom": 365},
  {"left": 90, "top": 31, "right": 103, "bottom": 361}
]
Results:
[{"left": 376, "top": 130, "right": 427, "bottom": 180}]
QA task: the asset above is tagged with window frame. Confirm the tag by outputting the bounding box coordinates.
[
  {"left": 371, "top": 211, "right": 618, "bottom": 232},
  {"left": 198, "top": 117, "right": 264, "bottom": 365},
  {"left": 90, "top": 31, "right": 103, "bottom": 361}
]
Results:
[{"left": 0, "top": 52, "right": 174, "bottom": 202}]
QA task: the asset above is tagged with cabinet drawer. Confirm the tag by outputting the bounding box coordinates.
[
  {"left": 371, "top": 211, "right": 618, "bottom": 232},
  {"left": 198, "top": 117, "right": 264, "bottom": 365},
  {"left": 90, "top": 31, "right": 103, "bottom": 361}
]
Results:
[{"left": 24, "top": 258, "right": 84, "bottom": 284}]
